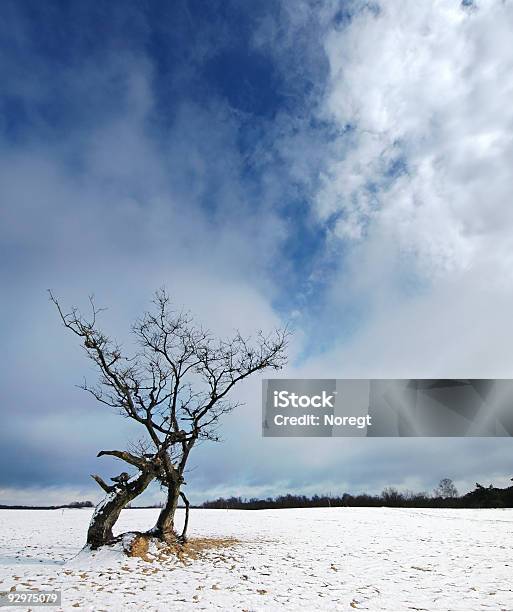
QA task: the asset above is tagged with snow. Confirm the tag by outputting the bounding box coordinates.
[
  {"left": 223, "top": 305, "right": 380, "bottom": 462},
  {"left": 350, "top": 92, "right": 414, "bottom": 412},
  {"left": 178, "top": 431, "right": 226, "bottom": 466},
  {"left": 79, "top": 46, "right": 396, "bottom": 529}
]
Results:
[
  {"left": 0, "top": 507, "right": 512, "bottom": 610},
  {"left": 89, "top": 491, "right": 118, "bottom": 523}
]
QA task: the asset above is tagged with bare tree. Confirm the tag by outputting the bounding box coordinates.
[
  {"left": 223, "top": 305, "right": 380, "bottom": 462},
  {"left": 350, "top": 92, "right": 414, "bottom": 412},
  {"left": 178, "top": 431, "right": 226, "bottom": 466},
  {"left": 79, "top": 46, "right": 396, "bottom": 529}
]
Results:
[
  {"left": 433, "top": 478, "right": 458, "bottom": 499},
  {"left": 50, "top": 289, "right": 288, "bottom": 548}
]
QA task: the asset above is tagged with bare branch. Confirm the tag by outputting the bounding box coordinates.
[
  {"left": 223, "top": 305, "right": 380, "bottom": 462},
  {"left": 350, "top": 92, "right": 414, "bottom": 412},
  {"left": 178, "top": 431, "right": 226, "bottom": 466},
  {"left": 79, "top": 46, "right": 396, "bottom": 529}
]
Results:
[
  {"left": 91, "top": 474, "right": 114, "bottom": 493},
  {"left": 97, "top": 450, "right": 152, "bottom": 471}
]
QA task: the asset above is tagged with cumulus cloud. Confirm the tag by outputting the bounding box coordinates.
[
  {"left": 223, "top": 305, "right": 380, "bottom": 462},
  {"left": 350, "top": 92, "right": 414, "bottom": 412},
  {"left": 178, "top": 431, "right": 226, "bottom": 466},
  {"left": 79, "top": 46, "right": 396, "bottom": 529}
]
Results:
[
  {"left": 317, "top": 0, "right": 513, "bottom": 278},
  {"left": 284, "top": 0, "right": 513, "bottom": 375}
]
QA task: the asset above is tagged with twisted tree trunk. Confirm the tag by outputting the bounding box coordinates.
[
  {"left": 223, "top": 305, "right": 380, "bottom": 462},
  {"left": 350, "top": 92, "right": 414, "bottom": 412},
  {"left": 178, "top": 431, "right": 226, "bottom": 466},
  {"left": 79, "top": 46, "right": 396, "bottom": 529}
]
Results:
[
  {"left": 87, "top": 470, "right": 156, "bottom": 549},
  {"left": 87, "top": 450, "right": 161, "bottom": 549}
]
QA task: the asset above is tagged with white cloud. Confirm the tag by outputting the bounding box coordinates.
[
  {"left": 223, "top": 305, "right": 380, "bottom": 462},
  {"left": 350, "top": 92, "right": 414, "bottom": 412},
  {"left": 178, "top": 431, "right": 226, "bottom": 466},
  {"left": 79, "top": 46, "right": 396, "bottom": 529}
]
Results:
[
  {"left": 317, "top": 0, "right": 513, "bottom": 278},
  {"left": 292, "top": 0, "right": 513, "bottom": 387}
]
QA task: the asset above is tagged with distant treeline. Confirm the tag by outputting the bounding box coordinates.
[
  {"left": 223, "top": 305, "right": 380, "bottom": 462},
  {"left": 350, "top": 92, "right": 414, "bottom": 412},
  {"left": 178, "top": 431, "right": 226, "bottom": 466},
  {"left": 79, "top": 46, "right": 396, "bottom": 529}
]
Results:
[
  {"left": 201, "top": 482, "right": 513, "bottom": 510},
  {"left": 3, "top": 480, "right": 513, "bottom": 511},
  {"left": 0, "top": 501, "right": 94, "bottom": 510}
]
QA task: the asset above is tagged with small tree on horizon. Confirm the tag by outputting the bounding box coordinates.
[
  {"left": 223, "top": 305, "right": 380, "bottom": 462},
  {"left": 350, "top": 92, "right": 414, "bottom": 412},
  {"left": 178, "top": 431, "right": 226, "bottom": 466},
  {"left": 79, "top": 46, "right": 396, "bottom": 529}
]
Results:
[
  {"left": 433, "top": 478, "right": 458, "bottom": 499},
  {"left": 50, "top": 289, "right": 288, "bottom": 549}
]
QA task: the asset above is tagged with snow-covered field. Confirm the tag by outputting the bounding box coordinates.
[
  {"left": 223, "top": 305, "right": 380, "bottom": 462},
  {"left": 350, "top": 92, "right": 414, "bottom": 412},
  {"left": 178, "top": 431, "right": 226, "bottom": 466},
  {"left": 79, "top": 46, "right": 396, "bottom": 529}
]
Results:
[{"left": 0, "top": 507, "right": 512, "bottom": 611}]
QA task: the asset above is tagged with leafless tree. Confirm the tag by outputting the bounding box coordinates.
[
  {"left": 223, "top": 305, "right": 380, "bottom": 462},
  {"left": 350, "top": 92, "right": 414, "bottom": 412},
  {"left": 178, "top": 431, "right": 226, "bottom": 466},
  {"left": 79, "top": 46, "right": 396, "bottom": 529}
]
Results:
[
  {"left": 50, "top": 289, "right": 288, "bottom": 548},
  {"left": 433, "top": 478, "right": 458, "bottom": 499}
]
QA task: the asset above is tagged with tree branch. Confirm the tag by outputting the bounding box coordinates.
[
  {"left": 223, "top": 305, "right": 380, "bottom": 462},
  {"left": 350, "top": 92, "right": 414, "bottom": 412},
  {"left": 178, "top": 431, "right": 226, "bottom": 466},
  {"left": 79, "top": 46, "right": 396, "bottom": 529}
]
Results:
[
  {"left": 97, "top": 450, "right": 150, "bottom": 471},
  {"left": 91, "top": 474, "right": 114, "bottom": 492}
]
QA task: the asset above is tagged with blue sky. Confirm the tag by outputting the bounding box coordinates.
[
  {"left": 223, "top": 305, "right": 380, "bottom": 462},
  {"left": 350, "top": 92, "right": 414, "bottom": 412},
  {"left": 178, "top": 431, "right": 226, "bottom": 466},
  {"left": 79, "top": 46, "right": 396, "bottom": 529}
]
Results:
[{"left": 2, "top": 0, "right": 513, "bottom": 505}]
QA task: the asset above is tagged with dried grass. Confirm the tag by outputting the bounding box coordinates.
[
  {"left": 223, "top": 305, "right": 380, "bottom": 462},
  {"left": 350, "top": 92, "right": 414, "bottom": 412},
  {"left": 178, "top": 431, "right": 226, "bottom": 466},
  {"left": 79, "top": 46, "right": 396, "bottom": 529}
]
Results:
[{"left": 123, "top": 533, "right": 239, "bottom": 564}]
